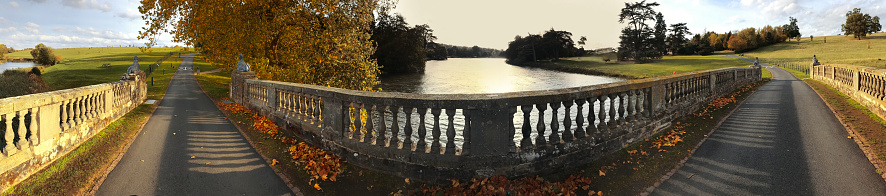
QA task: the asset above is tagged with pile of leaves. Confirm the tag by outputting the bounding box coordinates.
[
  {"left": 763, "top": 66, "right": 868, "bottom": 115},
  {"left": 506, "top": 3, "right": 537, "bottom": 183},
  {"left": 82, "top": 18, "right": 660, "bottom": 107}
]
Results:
[
  {"left": 289, "top": 142, "right": 345, "bottom": 190},
  {"left": 216, "top": 98, "right": 345, "bottom": 191},
  {"left": 434, "top": 175, "right": 597, "bottom": 196}
]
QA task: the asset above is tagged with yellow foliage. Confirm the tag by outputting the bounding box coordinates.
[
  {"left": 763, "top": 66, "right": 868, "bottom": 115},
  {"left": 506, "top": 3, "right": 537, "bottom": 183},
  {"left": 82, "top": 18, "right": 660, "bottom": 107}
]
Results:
[{"left": 138, "top": 0, "right": 394, "bottom": 91}]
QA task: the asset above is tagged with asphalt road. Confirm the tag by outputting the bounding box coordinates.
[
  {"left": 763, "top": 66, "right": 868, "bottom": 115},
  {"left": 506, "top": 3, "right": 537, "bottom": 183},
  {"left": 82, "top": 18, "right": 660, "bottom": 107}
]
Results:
[
  {"left": 96, "top": 54, "right": 293, "bottom": 195},
  {"left": 653, "top": 59, "right": 886, "bottom": 195}
]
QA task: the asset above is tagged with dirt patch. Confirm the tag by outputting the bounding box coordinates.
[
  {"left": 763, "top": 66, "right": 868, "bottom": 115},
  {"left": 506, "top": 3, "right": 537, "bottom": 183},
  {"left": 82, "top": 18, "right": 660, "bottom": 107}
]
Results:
[{"left": 805, "top": 79, "right": 886, "bottom": 180}]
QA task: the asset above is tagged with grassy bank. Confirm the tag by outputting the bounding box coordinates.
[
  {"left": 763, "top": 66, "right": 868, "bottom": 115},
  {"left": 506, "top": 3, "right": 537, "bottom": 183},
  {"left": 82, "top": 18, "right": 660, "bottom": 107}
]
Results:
[
  {"left": 745, "top": 32, "right": 886, "bottom": 69},
  {"left": 6, "top": 47, "right": 192, "bottom": 91},
  {"left": 528, "top": 55, "right": 754, "bottom": 79},
  {"left": 4, "top": 47, "right": 188, "bottom": 195},
  {"left": 0, "top": 68, "right": 52, "bottom": 99}
]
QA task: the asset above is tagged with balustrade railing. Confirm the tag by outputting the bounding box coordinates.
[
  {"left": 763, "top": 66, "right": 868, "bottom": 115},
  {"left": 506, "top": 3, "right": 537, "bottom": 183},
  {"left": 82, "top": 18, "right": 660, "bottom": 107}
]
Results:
[
  {"left": 812, "top": 64, "right": 886, "bottom": 121},
  {"left": 232, "top": 66, "right": 761, "bottom": 182}
]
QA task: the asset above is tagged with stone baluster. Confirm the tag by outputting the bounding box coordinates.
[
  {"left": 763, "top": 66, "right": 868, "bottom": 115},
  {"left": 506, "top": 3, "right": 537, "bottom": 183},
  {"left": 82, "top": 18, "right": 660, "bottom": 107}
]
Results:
[
  {"left": 90, "top": 94, "right": 97, "bottom": 118},
  {"left": 417, "top": 108, "right": 428, "bottom": 152},
  {"left": 562, "top": 101, "right": 573, "bottom": 142},
  {"left": 4, "top": 113, "right": 16, "bottom": 155},
  {"left": 445, "top": 109, "right": 456, "bottom": 154},
  {"left": 297, "top": 94, "right": 305, "bottom": 119},
  {"left": 548, "top": 102, "right": 560, "bottom": 145},
  {"left": 535, "top": 103, "right": 547, "bottom": 147},
  {"left": 317, "top": 97, "right": 324, "bottom": 123},
  {"left": 307, "top": 95, "right": 315, "bottom": 121},
  {"left": 626, "top": 90, "right": 635, "bottom": 122},
  {"left": 391, "top": 107, "right": 401, "bottom": 148},
  {"left": 462, "top": 109, "right": 471, "bottom": 155},
  {"left": 431, "top": 108, "right": 442, "bottom": 153},
  {"left": 520, "top": 105, "right": 533, "bottom": 149},
  {"left": 16, "top": 110, "right": 27, "bottom": 150},
  {"left": 60, "top": 100, "right": 69, "bottom": 130},
  {"left": 83, "top": 95, "right": 91, "bottom": 120},
  {"left": 607, "top": 94, "right": 616, "bottom": 128},
  {"left": 596, "top": 96, "right": 607, "bottom": 130},
  {"left": 585, "top": 98, "right": 596, "bottom": 137},
  {"left": 402, "top": 107, "right": 414, "bottom": 150},
  {"left": 28, "top": 108, "right": 37, "bottom": 146},
  {"left": 73, "top": 97, "right": 82, "bottom": 125},
  {"left": 574, "top": 100, "right": 586, "bottom": 139},
  {"left": 352, "top": 103, "right": 366, "bottom": 142},
  {"left": 376, "top": 105, "right": 387, "bottom": 147},
  {"left": 363, "top": 105, "right": 374, "bottom": 143},
  {"left": 617, "top": 92, "right": 626, "bottom": 125}
]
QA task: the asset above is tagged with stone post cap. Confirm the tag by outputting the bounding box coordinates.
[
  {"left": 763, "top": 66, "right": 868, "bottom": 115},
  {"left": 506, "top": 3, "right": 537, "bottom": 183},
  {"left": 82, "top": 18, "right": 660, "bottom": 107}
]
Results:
[{"left": 236, "top": 54, "right": 251, "bottom": 72}]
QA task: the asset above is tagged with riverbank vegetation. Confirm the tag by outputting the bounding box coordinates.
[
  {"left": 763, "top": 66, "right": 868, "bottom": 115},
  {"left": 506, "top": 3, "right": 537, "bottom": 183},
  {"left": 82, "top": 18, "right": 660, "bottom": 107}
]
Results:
[{"left": 0, "top": 68, "right": 52, "bottom": 99}]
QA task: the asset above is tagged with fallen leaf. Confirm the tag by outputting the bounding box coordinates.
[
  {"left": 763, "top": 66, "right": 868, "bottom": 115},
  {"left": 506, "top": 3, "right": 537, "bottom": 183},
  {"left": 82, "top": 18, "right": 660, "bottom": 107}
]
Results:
[
  {"left": 206, "top": 162, "right": 211, "bottom": 165},
  {"left": 140, "top": 160, "right": 144, "bottom": 162},
  {"left": 190, "top": 156, "right": 195, "bottom": 159},
  {"left": 405, "top": 178, "right": 410, "bottom": 184},
  {"left": 597, "top": 191, "right": 603, "bottom": 196},
  {"left": 848, "top": 136, "right": 852, "bottom": 139},
  {"left": 314, "top": 183, "right": 321, "bottom": 190},
  {"left": 598, "top": 170, "right": 606, "bottom": 176},
  {"left": 271, "top": 159, "right": 279, "bottom": 166},
  {"left": 173, "top": 133, "right": 176, "bottom": 135}
]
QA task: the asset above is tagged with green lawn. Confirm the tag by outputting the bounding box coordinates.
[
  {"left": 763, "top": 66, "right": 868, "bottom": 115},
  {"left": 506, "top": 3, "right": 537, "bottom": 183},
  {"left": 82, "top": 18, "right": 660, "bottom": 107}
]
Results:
[
  {"left": 537, "top": 55, "right": 754, "bottom": 79},
  {"left": 745, "top": 32, "right": 886, "bottom": 69},
  {"left": 6, "top": 47, "right": 195, "bottom": 100}
]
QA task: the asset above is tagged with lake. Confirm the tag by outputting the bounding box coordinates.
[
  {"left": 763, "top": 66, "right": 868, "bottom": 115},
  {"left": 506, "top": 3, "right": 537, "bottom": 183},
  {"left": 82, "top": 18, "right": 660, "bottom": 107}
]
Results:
[
  {"left": 0, "top": 62, "right": 38, "bottom": 74},
  {"left": 377, "top": 58, "right": 628, "bottom": 148}
]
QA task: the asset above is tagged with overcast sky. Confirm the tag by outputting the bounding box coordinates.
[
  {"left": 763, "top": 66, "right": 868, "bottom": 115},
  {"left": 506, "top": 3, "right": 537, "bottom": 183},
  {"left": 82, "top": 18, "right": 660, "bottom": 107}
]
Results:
[{"left": 1, "top": 0, "right": 884, "bottom": 50}]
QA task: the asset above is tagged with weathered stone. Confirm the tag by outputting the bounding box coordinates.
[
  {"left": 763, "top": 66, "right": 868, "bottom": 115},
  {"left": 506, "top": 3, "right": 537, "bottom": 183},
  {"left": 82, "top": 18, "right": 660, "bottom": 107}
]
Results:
[{"left": 231, "top": 66, "right": 762, "bottom": 183}]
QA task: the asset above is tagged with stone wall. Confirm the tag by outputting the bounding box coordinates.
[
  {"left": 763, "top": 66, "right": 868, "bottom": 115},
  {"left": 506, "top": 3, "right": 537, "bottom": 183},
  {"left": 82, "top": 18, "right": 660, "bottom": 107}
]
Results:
[
  {"left": 0, "top": 71, "right": 146, "bottom": 191},
  {"left": 812, "top": 64, "right": 886, "bottom": 121},
  {"left": 230, "top": 66, "right": 761, "bottom": 183}
]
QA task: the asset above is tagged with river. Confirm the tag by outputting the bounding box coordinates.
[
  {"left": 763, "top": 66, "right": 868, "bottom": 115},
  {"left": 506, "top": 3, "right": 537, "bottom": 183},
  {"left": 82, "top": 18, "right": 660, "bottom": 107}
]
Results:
[
  {"left": 0, "top": 62, "right": 38, "bottom": 74},
  {"left": 375, "top": 58, "right": 628, "bottom": 149}
]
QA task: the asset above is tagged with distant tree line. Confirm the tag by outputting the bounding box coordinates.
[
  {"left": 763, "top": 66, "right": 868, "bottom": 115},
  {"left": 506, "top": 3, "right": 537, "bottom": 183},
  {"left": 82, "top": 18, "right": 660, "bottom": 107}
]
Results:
[
  {"left": 0, "top": 44, "right": 8, "bottom": 59},
  {"left": 371, "top": 13, "right": 436, "bottom": 74},
  {"left": 616, "top": 1, "right": 805, "bottom": 62},
  {"left": 504, "top": 28, "right": 582, "bottom": 65},
  {"left": 437, "top": 44, "right": 504, "bottom": 59}
]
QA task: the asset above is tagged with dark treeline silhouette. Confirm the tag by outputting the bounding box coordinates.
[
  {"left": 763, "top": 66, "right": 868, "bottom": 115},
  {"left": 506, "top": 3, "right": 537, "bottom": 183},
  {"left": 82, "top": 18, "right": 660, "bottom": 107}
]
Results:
[
  {"left": 371, "top": 13, "right": 435, "bottom": 74},
  {"left": 504, "top": 28, "right": 580, "bottom": 65}
]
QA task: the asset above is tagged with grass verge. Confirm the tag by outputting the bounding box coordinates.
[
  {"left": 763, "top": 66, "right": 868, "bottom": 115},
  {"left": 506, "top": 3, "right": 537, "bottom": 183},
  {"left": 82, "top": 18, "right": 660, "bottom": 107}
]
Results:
[
  {"left": 745, "top": 32, "right": 886, "bottom": 69},
  {"left": 3, "top": 104, "right": 156, "bottom": 195},
  {"left": 529, "top": 55, "right": 755, "bottom": 79},
  {"left": 196, "top": 60, "right": 772, "bottom": 195},
  {"left": 805, "top": 79, "right": 886, "bottom": 178}
]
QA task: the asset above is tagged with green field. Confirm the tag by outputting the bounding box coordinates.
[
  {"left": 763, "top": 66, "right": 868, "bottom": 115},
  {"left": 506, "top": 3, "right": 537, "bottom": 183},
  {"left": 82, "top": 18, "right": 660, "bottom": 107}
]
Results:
[
  {"left": 534, "top": 55, "right": 754, "bottom": 79},
  {"left": 745, "top": 32, "right": 886, "bottom": 69}
]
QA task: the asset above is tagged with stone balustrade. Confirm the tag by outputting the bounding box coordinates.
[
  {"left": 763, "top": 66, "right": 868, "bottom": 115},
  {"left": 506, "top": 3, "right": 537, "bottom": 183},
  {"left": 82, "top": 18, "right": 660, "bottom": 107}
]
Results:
[
  {"left": 812, "top": 64, "right": 886, "bottom": 121},
  {"left": 0, "top": 71, "right": 146, "bottom": 191},
  {"left": 231, "top": 66, "right": 761, "bottom": 183}
]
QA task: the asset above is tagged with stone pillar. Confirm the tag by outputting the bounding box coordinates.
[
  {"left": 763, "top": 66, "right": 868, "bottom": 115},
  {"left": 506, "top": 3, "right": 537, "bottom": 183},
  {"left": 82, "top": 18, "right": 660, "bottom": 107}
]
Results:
[
  {"left": 468, "top": 102, "right": 515, "bottom": 157},
  {"left": 231, "top": 71, "right": 257, "bottom": 104},
  {"left": 854, "top": 69, "right": 861, "bottom": 91},
  {"left": 321, "top": 99, "right": 344, "bottom": 140}
]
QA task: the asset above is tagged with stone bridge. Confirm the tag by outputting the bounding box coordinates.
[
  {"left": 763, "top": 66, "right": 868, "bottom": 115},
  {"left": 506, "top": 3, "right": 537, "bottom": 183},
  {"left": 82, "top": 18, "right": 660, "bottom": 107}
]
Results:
[{"left": 230, "top": 66, "right": 762, "bottom": 183}]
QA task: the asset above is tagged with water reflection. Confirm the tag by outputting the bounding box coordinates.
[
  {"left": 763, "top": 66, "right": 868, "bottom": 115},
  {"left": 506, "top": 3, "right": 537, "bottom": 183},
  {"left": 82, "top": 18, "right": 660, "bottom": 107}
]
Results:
[
  {"left": 372, "top": 58, "right": 628, "bottom": 149},
  {"left": 380, "top": 58, "right": 623, "bottom": 94},
  {"left": 0, "top": 62, "right": 38, "bottom": 74}
]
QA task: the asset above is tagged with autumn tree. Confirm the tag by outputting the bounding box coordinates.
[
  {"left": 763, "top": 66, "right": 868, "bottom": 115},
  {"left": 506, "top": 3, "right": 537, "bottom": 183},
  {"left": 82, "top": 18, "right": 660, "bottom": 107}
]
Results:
[
  {"left": 618, "top": 0, "right": 661, "bottom": 63},
  {"left": 138, "top": 0, "right": 392, "bottom": 91},
  {"left": 728, "top": 28, "right": 759, "bottom": 53},
  {"left": 30, "top": 43, "right": 58, "bottom": 66},
  {"left": 0, "top": 44, "right": 7, "bottom": 58},
  {"left": 842, "top": 8, "right": 882, "bottom": 40}
]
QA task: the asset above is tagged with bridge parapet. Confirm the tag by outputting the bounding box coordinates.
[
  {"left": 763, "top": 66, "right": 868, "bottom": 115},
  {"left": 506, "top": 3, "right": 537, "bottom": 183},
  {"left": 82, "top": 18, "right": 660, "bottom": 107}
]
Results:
[
  {"left": 812, "top": 64, "right": 886, "bottom": 121},
  {"left": 0, "top": 69, "right": 146, "bottom": 191},
  {"left": 231, "top": 66, "right": 761, "bottom": 183}
]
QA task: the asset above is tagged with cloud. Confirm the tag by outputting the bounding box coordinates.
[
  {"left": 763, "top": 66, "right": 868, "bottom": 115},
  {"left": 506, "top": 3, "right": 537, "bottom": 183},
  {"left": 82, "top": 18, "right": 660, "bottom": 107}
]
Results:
[
  {"left": 27, "top": 0, "right": 47, "bottom": 3},
  {"left": 74, "top": 26, "right": 138, "bottom": 40},
  {"left": 0, "top": 17, "right": 8, "bottom": 25},
  {"left": 62, "top": 0, "right": 112, "bottom": 12},
  {"left": 6, "top": 32, "right": 141, "bottom": 48},
  {"left": 24, "top": 22, "right": 40, "bottom": 34},
  {"left": 9, "top": 1, "right": 19, "bottom": 8},
  {"left": 724, "top": 15, "right": 746, "bottom": 25},
  {"left": 115, "top": 9, "right": 141, "bottom": 20},
  {"left": 0, "top": 27, "right": 17, "bottom": 34}
]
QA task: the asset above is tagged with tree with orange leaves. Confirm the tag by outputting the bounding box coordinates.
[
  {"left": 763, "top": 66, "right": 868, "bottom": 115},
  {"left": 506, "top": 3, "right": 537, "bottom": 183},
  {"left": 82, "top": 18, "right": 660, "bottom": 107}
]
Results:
[{"left": 138, "top": 0, "right": 393, "bottom": 91}]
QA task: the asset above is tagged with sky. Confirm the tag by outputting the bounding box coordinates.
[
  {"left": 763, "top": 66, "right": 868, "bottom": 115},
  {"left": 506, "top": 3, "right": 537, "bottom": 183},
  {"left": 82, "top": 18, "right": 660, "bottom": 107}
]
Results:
[{"left": 0, "top": 0, "right": 883, "bottom": 50}]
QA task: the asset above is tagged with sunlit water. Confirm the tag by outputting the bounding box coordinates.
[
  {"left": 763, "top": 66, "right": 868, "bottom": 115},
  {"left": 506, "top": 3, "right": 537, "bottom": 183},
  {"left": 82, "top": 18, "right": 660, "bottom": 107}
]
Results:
[
  {"left": 369, "top": 58, "right": 628, "bottom": 149},
  {"left": 0, "top": 62, "right": 38, "bottom": 74}
]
